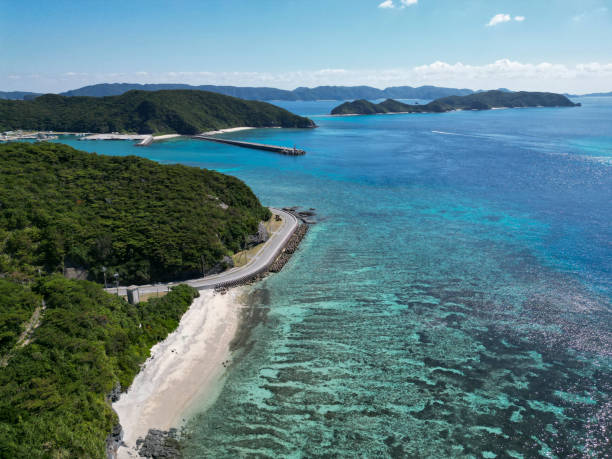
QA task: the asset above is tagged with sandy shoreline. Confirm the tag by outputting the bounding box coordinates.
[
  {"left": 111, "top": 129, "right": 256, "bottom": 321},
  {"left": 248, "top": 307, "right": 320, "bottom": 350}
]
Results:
[
  {"left": 202, "top": 126, "right": 254, "bottom": 135},
  {"left": 113, "top": 288, "right": 244, "bottom": 458}
]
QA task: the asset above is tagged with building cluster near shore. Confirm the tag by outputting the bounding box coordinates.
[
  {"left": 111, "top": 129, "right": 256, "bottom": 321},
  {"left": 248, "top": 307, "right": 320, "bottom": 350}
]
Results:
[{"left": 1, "top": 130, "right": 63, "bottom": 142}]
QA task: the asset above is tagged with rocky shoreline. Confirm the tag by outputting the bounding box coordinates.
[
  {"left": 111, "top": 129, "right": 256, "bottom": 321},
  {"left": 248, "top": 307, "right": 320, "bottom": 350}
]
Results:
[{"left": 269, "top": 223, "right": 309, "bottom": 273}]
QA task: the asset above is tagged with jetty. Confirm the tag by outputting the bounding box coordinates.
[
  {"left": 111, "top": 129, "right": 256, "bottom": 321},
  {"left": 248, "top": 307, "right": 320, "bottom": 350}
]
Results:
[{"left": 192, "top": 134, "right": 306, "bottom": 155}]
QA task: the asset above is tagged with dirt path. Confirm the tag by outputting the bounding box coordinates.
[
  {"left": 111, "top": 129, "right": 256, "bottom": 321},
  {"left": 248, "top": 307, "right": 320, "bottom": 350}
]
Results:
[
  {"left": 1, "top": 299, "right": 46, "bottom": 367},
  {"left": 16, "top": 299, "right": 46, "bottom": 347}
]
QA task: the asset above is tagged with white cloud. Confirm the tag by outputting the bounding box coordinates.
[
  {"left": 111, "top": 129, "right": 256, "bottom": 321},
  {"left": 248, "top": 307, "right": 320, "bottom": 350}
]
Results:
[
  {"left": 487, "top": 13, "right": 511, "bottom": 26},
  {"left": 573, "top": 7, "right": 607, "bottom": 22},
  {"left": 378, "top": 0, "right": 417, "bottom": 9},
  {"left": 63, "top": 72, "right": 88, "bottom": 77},
  {"left": 487, "top": 13, "right": 525, "bottom": 26},
  {"left": 410, "top": 59, "right": 612, "bottom": 91}
]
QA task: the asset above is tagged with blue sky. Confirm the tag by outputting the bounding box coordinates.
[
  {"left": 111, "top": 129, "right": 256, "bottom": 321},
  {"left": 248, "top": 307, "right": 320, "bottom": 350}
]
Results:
[{"left": 1, "top": 0, "right": 611, "bottom": 92}]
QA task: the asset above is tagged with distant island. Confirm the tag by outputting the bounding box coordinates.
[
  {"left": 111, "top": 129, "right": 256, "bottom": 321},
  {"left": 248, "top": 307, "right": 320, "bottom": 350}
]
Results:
[
  {"left": 0, "top": 89, "right": 315, "bottom": 134},
  {"left": 566, "top": 91, "right": 612, "bottom": 98},
  {"left": 330, "top": 90, "right": 580, "bottom": 115},
  {"left": 2, "top": 85, "right": 610, "bottom": 102},
  {"left": 0, "top": 91, "right": 40, "bottom": 100},
  {"left": 1, "top": 84, "right": 494, "bottom": 101}
]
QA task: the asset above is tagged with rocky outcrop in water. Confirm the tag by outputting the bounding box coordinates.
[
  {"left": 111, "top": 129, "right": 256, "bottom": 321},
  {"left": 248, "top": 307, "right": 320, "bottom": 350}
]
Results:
[{"left": 136, "top": 429, "right": 181, "bottom": 458}]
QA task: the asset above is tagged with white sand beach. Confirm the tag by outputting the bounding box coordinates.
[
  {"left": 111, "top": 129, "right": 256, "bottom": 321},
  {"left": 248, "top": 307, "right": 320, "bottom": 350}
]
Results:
[
  {"left": 113, "top": 288, "right": 244, "bottom": 458},
  {"left": 202, "top": 126, "right": 254, "bottom": 135},
  {"left": 81, "top": 133, "right": 150, "bottom": 141},
  {"left": 152, "top": 133, "right": 182, "bottom": 140}
]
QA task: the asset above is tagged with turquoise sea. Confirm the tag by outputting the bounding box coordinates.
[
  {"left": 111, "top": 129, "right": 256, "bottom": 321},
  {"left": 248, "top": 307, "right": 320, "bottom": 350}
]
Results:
[{"left": 53, "top": 97, "right": 611, "bottom": 457}]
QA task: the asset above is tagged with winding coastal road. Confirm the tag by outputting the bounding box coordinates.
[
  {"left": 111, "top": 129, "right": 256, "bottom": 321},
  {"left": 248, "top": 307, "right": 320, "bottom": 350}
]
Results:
[{"left": 107, "top": 208, "right": 298, "bottom": 296}]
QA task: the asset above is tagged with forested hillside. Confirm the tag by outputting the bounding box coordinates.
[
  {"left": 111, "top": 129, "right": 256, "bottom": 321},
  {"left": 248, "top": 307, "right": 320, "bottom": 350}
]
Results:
[
  {"left": 0, "top": 142, "right": 271, "bottom": 284},
  {"left": 0, "top": 277, "right": 198, "bottom": 458},
  {"left": 0, "top": 141, "right": 275, "bottom": 457},
  {"left": 0, "top": 89, "right": 315, "bottom": 134}
]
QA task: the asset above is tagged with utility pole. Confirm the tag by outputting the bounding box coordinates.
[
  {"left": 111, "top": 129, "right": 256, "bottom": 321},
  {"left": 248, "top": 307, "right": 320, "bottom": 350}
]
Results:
[
  {"left": 102, "top": 266, "right": 107, "bottom": 288},
  {"left": 114, "top": 272, "right": 119, "bottom": 295}
]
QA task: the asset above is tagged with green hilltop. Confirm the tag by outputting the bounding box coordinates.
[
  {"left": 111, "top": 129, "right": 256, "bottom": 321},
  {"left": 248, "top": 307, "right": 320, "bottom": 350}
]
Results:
[
  {"left": 330, "top": 90, "right": 580, "bottom": 115},
  {"left": 0, "top": 142, "right": 271, "bottom": 284},
  {"left": 0, "top": 89, "right": 316, "bottom": 134}
]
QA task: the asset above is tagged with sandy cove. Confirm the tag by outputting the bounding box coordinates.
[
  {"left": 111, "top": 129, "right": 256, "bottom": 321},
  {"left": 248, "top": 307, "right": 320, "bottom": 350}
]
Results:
[{"left": 113, "top": 288, "right": 244, "bottom": 458}]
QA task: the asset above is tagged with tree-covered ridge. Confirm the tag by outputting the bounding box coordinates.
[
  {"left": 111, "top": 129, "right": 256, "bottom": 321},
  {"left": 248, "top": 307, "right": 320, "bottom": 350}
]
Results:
[
  {"left": 0, "top": 142, "right": 271, "bottom": 285},
  {"left": 330, "top": 90, "right": 580, "bottom": 115},
  {"left": 0, "top": 277, "right": 198, "bottom": 458},
  {"left": 0, "top": 89, "right": 316, "bottom": 134}
]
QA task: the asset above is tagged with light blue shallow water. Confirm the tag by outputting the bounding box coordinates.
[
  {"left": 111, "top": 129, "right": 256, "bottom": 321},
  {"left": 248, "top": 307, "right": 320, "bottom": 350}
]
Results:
[{"left": 53, "top": 97, "right": 611, "bottom": 457}]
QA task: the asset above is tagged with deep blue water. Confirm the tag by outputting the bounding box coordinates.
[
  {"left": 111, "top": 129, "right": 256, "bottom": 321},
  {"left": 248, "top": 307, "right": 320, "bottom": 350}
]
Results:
[{"left": 53, "top": 97, "right": 611, "bottom": 457}]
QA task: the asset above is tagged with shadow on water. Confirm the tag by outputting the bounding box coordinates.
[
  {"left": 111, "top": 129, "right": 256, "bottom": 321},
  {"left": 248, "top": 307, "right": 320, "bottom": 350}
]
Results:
[{"left": 229, "top": 286, "right": 272, "bottom": 356}]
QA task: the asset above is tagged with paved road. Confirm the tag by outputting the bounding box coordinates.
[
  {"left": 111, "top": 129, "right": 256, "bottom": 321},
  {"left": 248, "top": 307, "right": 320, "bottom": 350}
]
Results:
[{"left": 107, "top": 208, "right": 298, "bottom": 296}]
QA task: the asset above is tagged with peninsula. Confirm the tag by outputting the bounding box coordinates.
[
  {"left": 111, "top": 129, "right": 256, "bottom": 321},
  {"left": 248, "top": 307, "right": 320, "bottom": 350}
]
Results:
[
  {"left": 0, "top": 141, "right": 311, "bottom": 458},
  {"left": 0, "top": 89, "right": 315, "bottom": 134},
  {"left": 330, "top": 90, "right": 580, "bottom": 115}
]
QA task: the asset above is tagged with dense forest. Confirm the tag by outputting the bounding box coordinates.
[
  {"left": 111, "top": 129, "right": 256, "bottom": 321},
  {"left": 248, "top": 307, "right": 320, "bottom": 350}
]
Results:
[
  {"left": 0, "top": 141, "right": 274, "bottom": 456},
  {"left": 0, "top": 142, "right": 271, "bottom": 285},
  {"left": 0, "top": 89, "right": 315, "bottom": 134},
  {"left": 0, "top": 277, "right": 198, "bottom": 458},
  {"left": 330, "top": 90, "right": 580, "bottom": 115}
]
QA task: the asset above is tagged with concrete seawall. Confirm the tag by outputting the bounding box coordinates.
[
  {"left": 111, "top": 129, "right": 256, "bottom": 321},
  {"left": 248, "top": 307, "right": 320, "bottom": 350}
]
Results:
[{"left": 214, "top": 223, "right": 309, "bottom": 291}]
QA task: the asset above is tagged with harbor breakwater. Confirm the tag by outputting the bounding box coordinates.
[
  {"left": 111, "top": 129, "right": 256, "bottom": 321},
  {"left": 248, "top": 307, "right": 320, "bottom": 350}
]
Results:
[{"left": 192, "top": 135, "right": 306, "bottom": 156}]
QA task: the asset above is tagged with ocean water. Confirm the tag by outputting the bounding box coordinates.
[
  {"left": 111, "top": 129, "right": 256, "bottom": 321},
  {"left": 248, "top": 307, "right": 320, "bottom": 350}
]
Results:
[{"left": 53, "top": 97, "right": 611, "bottom": 457}]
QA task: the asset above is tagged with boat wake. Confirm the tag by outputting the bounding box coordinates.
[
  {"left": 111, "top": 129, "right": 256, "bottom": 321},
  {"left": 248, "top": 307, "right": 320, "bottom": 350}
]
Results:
[{"left": 431, "top": 130, "right": 473, "bottom": 137}]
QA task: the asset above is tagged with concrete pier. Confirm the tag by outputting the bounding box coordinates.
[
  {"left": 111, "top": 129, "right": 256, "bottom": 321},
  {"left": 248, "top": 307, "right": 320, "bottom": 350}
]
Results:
[
  {"left": 192, "top": 135, "right": 306, "bottom": 155},
  {"left": 135, "top": 135, "right": 153, "bottom": 146}
]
